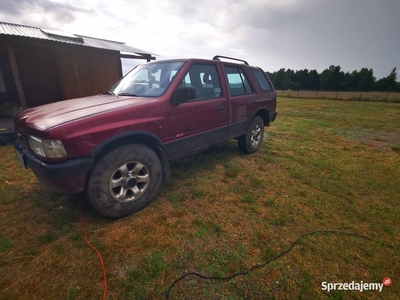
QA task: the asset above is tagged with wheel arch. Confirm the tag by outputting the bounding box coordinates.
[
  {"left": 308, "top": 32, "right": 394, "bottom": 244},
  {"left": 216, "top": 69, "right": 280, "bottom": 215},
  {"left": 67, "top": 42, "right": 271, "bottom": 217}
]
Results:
[
  {"left": 252, "top": 107, "right": 270, "bottom": 126},
  {"left": 90, "top": 131, "right": 171, "bottom": 183}
]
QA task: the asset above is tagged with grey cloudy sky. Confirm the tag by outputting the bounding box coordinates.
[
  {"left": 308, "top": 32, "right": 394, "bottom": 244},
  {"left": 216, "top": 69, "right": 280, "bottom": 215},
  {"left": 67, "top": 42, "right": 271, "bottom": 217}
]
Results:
[{"left": 0, "top": 0, "right": 399, "bottom": 79}]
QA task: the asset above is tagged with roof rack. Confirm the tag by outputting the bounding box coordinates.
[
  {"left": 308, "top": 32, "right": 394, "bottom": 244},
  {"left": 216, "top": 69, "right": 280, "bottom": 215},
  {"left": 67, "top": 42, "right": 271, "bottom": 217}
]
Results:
[{"left": 212, "top": 55, "right": 249, "bottom": 65}]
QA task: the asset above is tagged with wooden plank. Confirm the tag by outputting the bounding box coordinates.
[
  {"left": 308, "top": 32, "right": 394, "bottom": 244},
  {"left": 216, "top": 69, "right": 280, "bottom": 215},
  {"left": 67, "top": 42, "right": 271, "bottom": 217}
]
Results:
[
  {"left": 120, "top": 53, "right": 155, "bottom": 60},
  {"left": 6, "top": 42, "right": 28, "bottom": 109},
  {"left": 72, "top": 58, "right": 82, "bottom": 97},
  {"left": 117, "top": 55, "right": 123, "bottom": 78}
]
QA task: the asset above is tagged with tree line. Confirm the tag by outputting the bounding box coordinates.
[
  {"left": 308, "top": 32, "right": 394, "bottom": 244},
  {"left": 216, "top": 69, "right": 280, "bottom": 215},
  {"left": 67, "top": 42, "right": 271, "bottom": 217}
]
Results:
[{"left": 266, "top": 66, "right": 399, "bottom": 92}]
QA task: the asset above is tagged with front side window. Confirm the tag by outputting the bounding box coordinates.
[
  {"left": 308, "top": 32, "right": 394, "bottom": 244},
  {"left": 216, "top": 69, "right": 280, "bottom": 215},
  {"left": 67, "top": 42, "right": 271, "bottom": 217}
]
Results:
[
  {"left": 225, "top": 66, "right": 253, "bottom": 96},
  {"left": 179, "top": 64, "right": 222, "bottom": 100},
  {"left": 109, "top": 61, "right": 185, "bottom": 97}
]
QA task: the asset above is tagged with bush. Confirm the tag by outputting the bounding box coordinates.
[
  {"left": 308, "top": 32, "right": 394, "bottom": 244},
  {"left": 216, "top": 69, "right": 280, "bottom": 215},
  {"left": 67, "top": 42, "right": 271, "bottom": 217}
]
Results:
[
  {"left": 285, "top": 89, "right": 292, "bottom": 97},
  {"left": 0, "top": 102, "right": 22, "bottom": 118}
]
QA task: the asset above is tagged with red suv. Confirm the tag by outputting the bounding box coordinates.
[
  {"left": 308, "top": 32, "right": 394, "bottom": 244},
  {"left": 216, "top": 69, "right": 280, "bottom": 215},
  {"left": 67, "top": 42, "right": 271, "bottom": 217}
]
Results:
[{"left": 14, "top": 56, "right": 277, "bottom": 218}]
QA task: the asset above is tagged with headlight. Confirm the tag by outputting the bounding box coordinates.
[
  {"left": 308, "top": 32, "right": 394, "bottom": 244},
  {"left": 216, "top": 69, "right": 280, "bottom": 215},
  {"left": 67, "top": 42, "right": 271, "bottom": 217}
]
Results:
[
  {"left": 28, "top": 136, "right": 67, "bottom": 158},
  {"left": 28, "top": 136, "right": 45, "bottom": 157}
]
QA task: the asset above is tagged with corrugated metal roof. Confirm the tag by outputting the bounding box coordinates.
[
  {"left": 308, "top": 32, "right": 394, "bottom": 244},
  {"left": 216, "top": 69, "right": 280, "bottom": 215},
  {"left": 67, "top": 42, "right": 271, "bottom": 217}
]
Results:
[{"left": 0, "top": 21, "right": 155, "bottom": 58}]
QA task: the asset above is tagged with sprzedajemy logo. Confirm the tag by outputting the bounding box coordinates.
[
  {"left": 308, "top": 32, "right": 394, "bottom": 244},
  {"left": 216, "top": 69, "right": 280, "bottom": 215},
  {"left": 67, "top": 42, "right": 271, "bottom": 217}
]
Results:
[{"left": 322, "top": 277, "right": 392, "bottom": 293}]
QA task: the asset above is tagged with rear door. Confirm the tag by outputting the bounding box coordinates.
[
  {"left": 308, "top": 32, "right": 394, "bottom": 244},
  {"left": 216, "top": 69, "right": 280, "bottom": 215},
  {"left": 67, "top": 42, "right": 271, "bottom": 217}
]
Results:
[
  {"left": 223, "top": 65, "right": 257, "bottom": 138},
  {"left": 167, "top": 62, "right": 229, "bottom": 159}
]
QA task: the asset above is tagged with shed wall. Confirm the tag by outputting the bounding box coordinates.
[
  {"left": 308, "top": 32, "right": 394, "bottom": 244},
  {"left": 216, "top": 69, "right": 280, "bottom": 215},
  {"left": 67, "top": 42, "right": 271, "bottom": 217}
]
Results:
[{"left": 0, "top": 37, "right": 123, "bottom": 108}]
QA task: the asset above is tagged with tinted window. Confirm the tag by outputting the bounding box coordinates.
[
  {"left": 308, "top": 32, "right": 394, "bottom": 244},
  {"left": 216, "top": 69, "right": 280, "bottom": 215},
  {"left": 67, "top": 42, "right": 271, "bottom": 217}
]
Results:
[
  {"left": 251, "top": 68, "right": 272, "bottom": 91},
  {"left": 180, "top": 64, "right": 222, "bottom": 100},
  {"left": 225, "top": 66, "right": 253, "bottom": 96}
]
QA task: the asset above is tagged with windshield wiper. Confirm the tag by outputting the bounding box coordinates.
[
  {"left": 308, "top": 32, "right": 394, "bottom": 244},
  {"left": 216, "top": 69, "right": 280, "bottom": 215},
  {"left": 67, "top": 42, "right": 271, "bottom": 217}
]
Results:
[
  {"left": 104, "top": 91, "right": 116, "bottom": 95},
  {"left": 117, "top": 92, "right": 139, "bottom": 97}
]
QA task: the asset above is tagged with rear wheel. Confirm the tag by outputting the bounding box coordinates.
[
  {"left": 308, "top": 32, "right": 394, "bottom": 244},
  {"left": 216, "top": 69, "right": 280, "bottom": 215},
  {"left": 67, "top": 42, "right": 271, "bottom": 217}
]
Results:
[
  {"left": 238, "top": 116, "right": 265, "bottom": 154},
  {"left": 87, "top": 144, "right": 162, "bottom": 218}
]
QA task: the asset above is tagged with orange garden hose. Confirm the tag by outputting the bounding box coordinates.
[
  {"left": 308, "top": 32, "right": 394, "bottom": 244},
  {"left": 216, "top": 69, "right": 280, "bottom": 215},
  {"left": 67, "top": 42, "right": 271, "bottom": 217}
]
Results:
[{"left": 82, "top": 209, "right": 107, "bottom": 300}]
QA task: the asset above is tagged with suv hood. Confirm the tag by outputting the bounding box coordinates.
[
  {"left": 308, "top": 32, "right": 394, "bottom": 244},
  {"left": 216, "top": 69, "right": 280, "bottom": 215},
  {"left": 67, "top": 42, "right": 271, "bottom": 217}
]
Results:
[{"left": 15, "top": 94, "right": 151, "bottom": 131}]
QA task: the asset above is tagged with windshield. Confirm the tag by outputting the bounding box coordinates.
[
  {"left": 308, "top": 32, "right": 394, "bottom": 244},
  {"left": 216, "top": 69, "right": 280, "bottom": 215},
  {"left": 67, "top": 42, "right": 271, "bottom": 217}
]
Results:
[{"left": 109, "top": 61, "right": 185, "bottom": 97}]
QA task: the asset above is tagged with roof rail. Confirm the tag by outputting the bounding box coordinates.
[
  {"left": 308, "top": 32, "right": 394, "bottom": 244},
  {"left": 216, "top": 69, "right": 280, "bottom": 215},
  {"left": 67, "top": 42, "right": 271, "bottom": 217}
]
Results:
[{"left": 212, "top": 55, "right": 249, "bottom": 65}]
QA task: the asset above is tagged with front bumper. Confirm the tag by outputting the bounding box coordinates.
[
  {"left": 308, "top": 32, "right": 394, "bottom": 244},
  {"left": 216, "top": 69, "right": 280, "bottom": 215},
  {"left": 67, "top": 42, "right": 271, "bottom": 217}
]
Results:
[{"left": 14, "top": 140, "right": 93, "bottom": 193}]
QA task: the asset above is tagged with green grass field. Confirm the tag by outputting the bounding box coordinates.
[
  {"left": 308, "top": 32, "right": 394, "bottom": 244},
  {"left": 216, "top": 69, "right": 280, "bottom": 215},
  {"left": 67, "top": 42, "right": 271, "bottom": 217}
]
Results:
[{"left": 0, "top": 98, "right": 399, "bottom": 299}]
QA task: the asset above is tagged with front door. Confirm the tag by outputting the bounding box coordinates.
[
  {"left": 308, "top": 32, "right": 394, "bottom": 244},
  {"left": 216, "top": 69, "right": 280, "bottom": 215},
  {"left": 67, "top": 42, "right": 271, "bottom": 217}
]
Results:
[{"left": 167, "top": 63, "right": 229, "bottom": 159}]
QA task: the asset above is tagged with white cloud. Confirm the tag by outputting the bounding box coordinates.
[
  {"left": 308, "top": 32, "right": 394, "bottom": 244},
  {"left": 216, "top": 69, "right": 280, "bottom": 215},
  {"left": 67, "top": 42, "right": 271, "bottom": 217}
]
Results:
[{"left": 0, "top": 0, "right": 398, "bottom": 78}]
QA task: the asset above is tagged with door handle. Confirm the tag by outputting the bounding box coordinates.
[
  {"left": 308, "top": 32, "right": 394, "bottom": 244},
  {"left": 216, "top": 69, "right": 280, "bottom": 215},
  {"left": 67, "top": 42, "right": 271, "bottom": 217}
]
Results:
[
  {"left": 251, "top": 99, "right": 257, "bottom": 105},
  {"left": 218, "top": 106, "right": 225, "bottom": 112}
]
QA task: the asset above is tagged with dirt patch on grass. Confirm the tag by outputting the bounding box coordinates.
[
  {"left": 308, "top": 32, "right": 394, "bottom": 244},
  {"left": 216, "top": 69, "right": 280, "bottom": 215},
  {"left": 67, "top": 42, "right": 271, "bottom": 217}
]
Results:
[{"left": 332, "top": 127, "right": 400, "bottom": 150}]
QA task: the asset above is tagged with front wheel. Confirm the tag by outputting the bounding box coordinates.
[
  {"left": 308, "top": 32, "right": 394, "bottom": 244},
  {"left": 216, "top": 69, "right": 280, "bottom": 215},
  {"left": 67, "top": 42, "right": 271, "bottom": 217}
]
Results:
[
  {"left": 87, "top": 144, "right": 162, "bottom": 218},
  {"left": 238, "top": 116, "right": 265, "bottom": 154}
]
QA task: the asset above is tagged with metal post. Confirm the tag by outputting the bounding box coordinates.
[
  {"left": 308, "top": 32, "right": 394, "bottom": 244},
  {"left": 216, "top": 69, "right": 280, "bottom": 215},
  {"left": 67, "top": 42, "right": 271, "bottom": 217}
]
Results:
[
  {"left": 336, "top": 91, "right": 339, "bottom": 100},
  {"left": 385, "top": 91, "right": 389, "bottom": 101},
  {"left": 359, "top": 91, "right": 363, "bottom": 101}
]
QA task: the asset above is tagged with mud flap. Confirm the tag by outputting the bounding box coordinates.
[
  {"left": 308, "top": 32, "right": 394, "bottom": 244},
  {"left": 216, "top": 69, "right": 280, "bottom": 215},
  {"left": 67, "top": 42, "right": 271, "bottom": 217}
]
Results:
[{"left": 158, "top": 146, "right": 171, "bottom": 184}]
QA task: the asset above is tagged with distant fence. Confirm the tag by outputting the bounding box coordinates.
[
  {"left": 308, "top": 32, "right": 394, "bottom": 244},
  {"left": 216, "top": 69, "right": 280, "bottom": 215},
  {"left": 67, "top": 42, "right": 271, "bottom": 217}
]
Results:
[{"left": 276, "top": 90, "right": 400, "bottom": 102}]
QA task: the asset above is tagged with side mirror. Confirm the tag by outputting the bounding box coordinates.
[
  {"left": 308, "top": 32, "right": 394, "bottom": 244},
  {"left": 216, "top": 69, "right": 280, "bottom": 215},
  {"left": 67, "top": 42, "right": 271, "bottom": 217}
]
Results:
[{"left": 170, "top": 87, "right": 196, "bottom": 106}]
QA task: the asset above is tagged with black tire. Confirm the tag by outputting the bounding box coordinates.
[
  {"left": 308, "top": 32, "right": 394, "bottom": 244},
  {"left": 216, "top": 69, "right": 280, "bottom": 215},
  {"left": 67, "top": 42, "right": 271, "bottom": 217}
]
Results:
[
  {"left": 87, "top": 144, "right": 162, "bottom": 218},
  {"left": 238, "top": 116, "right": 265, "bottom": 154}
]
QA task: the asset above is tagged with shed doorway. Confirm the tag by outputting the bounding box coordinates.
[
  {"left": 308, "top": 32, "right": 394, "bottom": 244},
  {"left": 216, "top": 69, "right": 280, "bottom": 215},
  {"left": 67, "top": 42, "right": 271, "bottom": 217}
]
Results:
[{"left": 15, "top": 45, "right": 63, "bottom": 107}]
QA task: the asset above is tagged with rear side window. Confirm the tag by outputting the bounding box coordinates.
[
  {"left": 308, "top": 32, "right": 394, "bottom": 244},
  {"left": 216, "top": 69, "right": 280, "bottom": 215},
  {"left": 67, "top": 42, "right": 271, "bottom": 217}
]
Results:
[
  {"left": 225, "top": 66, "right": 253, "bottom": 96},
  {"left": 251, "top": 68, "right": 272, "bottom": 91}
]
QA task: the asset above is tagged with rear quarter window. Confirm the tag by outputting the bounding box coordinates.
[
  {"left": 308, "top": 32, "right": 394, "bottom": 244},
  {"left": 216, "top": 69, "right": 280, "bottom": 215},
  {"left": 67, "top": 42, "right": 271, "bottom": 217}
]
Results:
[{"left": 251, "top": 68, "right": 273, "bottom": 91}]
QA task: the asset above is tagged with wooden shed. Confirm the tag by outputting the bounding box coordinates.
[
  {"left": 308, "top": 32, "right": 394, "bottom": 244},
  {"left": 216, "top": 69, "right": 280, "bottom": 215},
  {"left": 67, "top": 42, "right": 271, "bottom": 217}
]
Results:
[{"left": 0, "top": 21, "right": 156, "bottom": 109}]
